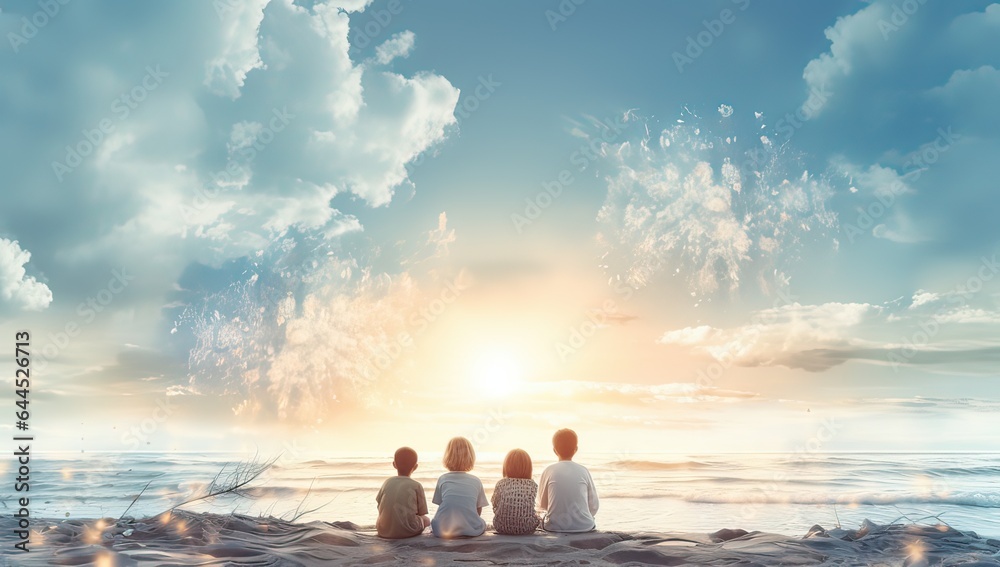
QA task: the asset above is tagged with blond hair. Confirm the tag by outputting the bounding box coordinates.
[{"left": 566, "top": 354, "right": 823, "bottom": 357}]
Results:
[
  {"left": 443, "top": 437, "right": 476, "bottom": 472},
  {"left": 502, "top": 448, "right": 532, "bottom": 479}
]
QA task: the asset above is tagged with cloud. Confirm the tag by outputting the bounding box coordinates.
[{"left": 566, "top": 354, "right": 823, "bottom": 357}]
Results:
[
  {"left": 800, "top": 1, "right": 891, "bottom": 117},
  {"left": 175, "top": 215, "right": 464, "bottom": 424},
  {"left": 204, "top": 0, "right": 269, "bottom": 99},
  {"left": 0, "top": 0, "right": 460, "bottom": 313},
  {"left": 0, "top": 239, "right": 52, "bottom": 312},
  {"left": 374, "top": 30, "right": 416, "bottom": 65},
  {"left": 536, "top": 380, "right": 760, "bottom": 407},
  {"left": 927, "top": 65, "right": 1000, "bottom": 135},
  {"left": 660, "top": 302, "right": 879, "bottom": 371},
  {"left": 659, "top": 279, "right": 1000, "bottom": 372},
  {"left": 852, "top": 396, "right": 1000, "bottom": 414},
  {"left": 659, "top": 325, "right": 718, "bottom": 346},
  {"left": 800, "top": 2, "right": 1000, "bottom": 121},
  {"left": 800, "top": 2, "right": 1000, "bottom": 246}
]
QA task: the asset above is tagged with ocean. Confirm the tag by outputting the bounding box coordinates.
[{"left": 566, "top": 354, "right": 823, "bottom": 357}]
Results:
[{"left": 8, "top": 452, "right": 1000, "bottom": 538}]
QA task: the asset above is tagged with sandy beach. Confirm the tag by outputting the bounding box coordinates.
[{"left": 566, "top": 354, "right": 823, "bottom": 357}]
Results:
[{"left": 3, "top": 511, "right": 999, "bottom": 566}]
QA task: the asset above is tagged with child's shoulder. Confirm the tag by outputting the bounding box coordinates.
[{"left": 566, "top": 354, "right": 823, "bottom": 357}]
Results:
[
  {"left": 545, "top": 460, "right": 591, "bottom": 472},
  {"left": 385, "top": 475, "right": 422, "bottom": 487},
  {"left": 439, "top": 471, "right": 480, "bottom": 481}
]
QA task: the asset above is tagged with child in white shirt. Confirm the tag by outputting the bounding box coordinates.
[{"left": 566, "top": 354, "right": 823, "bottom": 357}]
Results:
[{"left": 538, "top": 428, "right": 599, "bottom": 532}]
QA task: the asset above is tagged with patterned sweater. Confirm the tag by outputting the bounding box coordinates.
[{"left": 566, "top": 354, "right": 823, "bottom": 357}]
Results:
[{"left": 491, "top": 478, "right": 540, "bottom": 535}]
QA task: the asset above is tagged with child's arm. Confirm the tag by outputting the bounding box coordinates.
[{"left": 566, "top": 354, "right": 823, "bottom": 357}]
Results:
[
  {"left": 416, "top": 485, "right": 429, "bottom": 516},
  {"left": 431, "top": 478, "right": 443, "bottom": 506},
  {"left": 538, "top": 470, "right": 550, "bottom": 510},
  {"left": 586, "top": 469, "right": 600, "bottom": 516},
  {"left": 477, "top": 479, "right": 489, "bottom": 517}
]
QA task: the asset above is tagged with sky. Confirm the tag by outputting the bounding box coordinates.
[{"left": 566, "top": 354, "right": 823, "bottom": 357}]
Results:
[{"left": 1, "top": 0, "right": 999, "bottom": 459}]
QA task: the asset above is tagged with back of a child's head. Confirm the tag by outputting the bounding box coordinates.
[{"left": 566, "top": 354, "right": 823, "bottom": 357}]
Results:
[
  {"left": 443, "top": 436, "right": 476, "bottom": 472},
  {"left": 502, "top": 448, "right": 533, "bottom": 479},
  {"left": 394, "top": 446, "right": 418, "bottom": 475},
  {"left": 552, "top": 428, "right": 578, "bottom": 460}
]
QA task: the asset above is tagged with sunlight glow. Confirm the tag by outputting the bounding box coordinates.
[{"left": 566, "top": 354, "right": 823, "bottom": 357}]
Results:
[{"left": 470, "top": 349, "right": 524, "bottom": 397}]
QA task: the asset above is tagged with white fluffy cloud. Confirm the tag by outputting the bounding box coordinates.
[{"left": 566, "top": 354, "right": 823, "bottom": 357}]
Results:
[
  {"left": 110, "top": 0, "right": 459, "bottom": 249},
  {"left": 927, "top": 65, "right": 1000, "bottom": 135},
  {"left": 659, "top": 277, "right": 1000, "bottom": 373},
  {"left": 374, "top": 30, "right": 416, "bottom": 64},
  {"left": 800, "top": 1, "right": 892, "bottom": 117},
  {"left": 0, "top": 239, "right": 52, "bottom": 312},
  {"left": 660, "top": 302, "right": 879, "bottom": 371},
  {"left": 204, "top": 0, "right": 270, "bottom": 99}
]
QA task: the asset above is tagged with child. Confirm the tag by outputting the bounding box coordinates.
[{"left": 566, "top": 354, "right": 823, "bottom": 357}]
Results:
[
  {"left": 375, "top": 446, "right": 431, "bottom": 539},
  {"left": 431, "top": 437, "right": 489, "bottom": 538},
  {"left": 491, "top": 448, "right": 540, "bottom": 535},
  {"left": 538, "top": 428, "right": 599, "bottom": 532}
]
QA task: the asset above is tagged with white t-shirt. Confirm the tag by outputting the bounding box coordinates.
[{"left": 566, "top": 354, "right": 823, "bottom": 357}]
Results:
[
  {"left": 431, "top": 472, "right": 489, "bottom": 538},
  {"left": 538, "top": 460, "right": 599, "bottom": 532}
]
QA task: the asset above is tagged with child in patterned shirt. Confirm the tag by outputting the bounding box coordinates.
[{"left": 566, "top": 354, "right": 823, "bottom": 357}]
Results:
[{"left": 491, "top": 449, "right": 540, "bottom": 535}]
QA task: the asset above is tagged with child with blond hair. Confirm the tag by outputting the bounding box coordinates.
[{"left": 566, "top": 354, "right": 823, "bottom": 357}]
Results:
[
  {"left": 431, "top": 437, "right": 489, "bottom": 538},
  {"left": 491, "top": 448, "right": 540, "bottom": 535}
]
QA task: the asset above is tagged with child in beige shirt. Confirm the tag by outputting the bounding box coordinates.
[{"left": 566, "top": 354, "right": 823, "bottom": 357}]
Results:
[{"left": 376, "top": 447, "right": 430, "bottom": 538}]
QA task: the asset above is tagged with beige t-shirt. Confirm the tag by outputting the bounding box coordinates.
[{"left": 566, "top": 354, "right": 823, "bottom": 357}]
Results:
[{"left": 376, "top": 476, "right": 428, "bottom": 539}]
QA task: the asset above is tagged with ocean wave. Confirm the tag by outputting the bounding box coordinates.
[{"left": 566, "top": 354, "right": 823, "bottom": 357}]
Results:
[
  {"left": 598, "top": 489, "right": 1000, "bottom": 508},
  {"left": 601, "top": 460, "right": 713, "bottom": 471}
]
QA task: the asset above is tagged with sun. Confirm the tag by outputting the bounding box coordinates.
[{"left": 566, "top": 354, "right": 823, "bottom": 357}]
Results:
[{"left": 469, "top": 350, "right": 524, "bottom": 397}]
